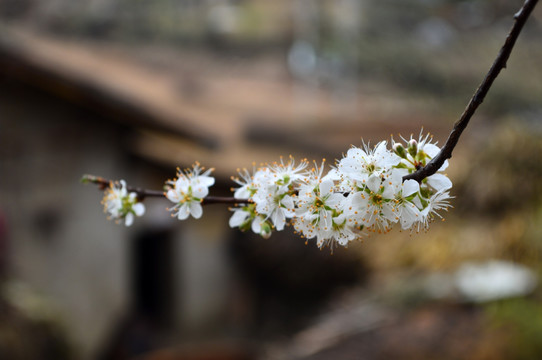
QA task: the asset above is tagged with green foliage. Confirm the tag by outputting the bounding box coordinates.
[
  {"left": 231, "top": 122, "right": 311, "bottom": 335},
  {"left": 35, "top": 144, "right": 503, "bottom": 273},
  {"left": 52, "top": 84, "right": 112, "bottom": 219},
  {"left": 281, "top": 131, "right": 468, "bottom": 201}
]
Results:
[{"left": 486, "top": 298, "right": 542, "bottom": 360}]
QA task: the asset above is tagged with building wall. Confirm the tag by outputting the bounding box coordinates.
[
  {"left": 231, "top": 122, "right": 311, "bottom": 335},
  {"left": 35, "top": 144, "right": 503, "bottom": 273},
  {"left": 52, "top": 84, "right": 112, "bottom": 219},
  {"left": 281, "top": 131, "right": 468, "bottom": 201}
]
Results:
[
  {"left": 0, "top": 78, "right": 241, "bottom": 358},
  {"left": 0, "top": 81, "right": 142, "bottom": 358}
]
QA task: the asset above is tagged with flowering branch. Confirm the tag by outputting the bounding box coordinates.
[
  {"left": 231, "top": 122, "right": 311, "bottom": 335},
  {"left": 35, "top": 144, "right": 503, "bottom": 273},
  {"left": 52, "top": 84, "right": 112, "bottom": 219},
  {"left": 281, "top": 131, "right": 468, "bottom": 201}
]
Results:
[
  {"left": 81, "top": 1, "right": 537, "bottom": 248},
  {"left": 81, "top": 174, "right": 239, "bottom": 204},
  {"left": 83, "top": 135, "right": 454, "bottom": 248},
  {"left": 81, "top": 175, "right": 163, "bottom": 199},
  {"left": 403, "top": 0, "right": 539, "bottom": 183}
]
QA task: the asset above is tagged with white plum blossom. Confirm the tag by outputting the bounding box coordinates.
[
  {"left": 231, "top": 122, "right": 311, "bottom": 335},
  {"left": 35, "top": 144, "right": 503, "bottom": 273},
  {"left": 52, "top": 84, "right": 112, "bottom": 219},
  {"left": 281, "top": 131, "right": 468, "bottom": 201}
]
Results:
[
  {"left": 251, "top": 157, "right": 308, "bottom": 231},
  {"left": 393, "top": 130, "right": 449, "bottom": 172},
  {"left": 229, "top": 207, "right": 251, "bottom": 228},
  {"left": 223, "top": 131, "right": 453, "bottom": 248},
  {"left": 228, "top": 203, "right": 273, "bottom": 239},
  {"left": 95, "top": 129, "right": 453, "bottom": 249},
  {"left": 102, "top": 180, "right": 145, "bottom": 226},
  {"left": 293, "top": 162, "right": 358, "bottom": 248},
  {"left": 346, "top": 174, "right": 396, "bottom": 233},
  {"left": 250, "top": 214, "right": 273, "bottom": 239},
  {"left": 386, "top": 171, "right": 422, "bottom": 230},
  {"left": 338, "top": 141, "right": 401, "bottom": 185},
  {"left": 228, "top": 157, "right": 307, "bottom": 235},
  {"left": 253, "top": 185, "right": 295, "bottom": 231},
  {"left": 166, "top": 163, "right": 215, "bottom": 220},
  {"left": 229, "top": 167, "right": 273, "bottom": 237},
  {"left": 417, "top": 190, "right": 453, "bottom": 230},
  {"left": 231, "top": 167, "right": 260, "bottom": 200}
]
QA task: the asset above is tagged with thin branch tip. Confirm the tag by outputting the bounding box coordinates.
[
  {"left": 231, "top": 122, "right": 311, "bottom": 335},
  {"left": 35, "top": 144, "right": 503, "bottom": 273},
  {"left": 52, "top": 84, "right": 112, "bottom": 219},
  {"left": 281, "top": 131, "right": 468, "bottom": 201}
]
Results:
[{"left": 403, "top": 0, "right": 538, "bottom": 183}]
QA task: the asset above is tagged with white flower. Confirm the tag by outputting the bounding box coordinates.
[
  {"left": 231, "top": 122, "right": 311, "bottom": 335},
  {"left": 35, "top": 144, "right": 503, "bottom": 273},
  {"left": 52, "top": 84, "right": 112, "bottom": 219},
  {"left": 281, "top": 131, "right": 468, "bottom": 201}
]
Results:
[
  {"left": 294, "top": 167, "right": 337, "bottom": 233},
  {"left": 229, "top": 166, "right": 276, "bottom": 237},
  {"left": 250, "top": 215, "right": 273, "bottom": 239},
  {"left": 231, "top": 167, "right": 261, "bottom": 200},
  {"left": 249, "top": 156, "right": 308, "bottom": 231},
  {"left": 387, "top": 170, "right": 422, "bottom": 230},
  {"left": 393, "top": 130, "right": 449, "bottom": 172},
  {"left": 416, "top": 132, "right": 449, "bottom": 172},
  {"left": 417, "top": 190, "right": 453, "bottom": 230},
  {"left": 268, "top": 155, "right": 308, "bottom": 187},
  {"left": 166, "top": 163, "right": 215, "bottom": 220},
  {"left": 338, "top": 141, "right": 401, "bottom": 184},
  {"left": 102, "top": 180, "right": 145, "bottom": 226},
  {"left": 323, "top": 213, "right": 360, "bottom": 248},
  {"left": 293, "top": 162, "right": 361, "bottom": 248},
  {"left": 389, "top": 130, "right": 453, "bottom": 231},
  {"left": 228, "top": 205, "right": 273, "bottom": 239},
  {"left": 347, "top": 174, "right": 396, "bottom": 233},
  {"left": 229, "top": 207, "right": 251, "bottom": 228},
  {"left": 253, "top": 184, "right": 295, "bottom": 231}
]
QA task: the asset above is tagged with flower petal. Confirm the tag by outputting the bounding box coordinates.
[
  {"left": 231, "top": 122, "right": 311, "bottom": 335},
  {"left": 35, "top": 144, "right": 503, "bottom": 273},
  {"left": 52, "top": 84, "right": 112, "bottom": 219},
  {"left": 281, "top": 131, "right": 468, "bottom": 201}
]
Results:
[
  {"left": 272, "top": 209, "right": 286, "bottom": 231},
  {"left": 402, "top": 179, "right": 420, "bottom": 197},
  {"left": 251, "top": 218, "right": 262, "bottom": 234},
  {"left": 192, "top": 183, "right": 209, "bottom": 198},
  {"left": 190, "top": 202, "right": 203, "bottom": 219},
  {"left": 125, "top": 213, "right": 134, "bottom": 226},
  {"left": 177, "top": 204, "right": 191, "bottom": 220},
  {"left": 198, "top": 175, "right": 215, "bottom": 187},
  {"left": 427, "top": 173, "right": 452, "bottom": 191},
  {"left": 166, "top": 189, "right": 181, "bottom": 203},
  {"left": 319, "top": 179, "right": 334, "bottom": 196},
  {"left": 229, "top": 209, "right": 249, "bottom": 227},
  {"left": 133, "top": 203, "right": 145, "bottom": 217},
  {"left": 366, "top": 175, "right": 381, "bottom": 193}
]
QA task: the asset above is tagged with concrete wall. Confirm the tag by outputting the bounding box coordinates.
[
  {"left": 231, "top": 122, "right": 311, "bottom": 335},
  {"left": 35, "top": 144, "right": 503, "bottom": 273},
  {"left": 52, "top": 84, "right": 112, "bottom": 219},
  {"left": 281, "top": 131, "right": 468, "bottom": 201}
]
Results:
[{"left": 0, "top": 82, "right": 140, "bottom": 358}]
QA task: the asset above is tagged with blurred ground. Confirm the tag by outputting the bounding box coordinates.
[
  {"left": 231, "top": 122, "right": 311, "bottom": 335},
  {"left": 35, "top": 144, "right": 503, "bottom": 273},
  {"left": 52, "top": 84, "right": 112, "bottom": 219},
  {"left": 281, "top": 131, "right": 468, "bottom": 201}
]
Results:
[{"left": 1, "top": 1, "right": 542, "bottom": 359}]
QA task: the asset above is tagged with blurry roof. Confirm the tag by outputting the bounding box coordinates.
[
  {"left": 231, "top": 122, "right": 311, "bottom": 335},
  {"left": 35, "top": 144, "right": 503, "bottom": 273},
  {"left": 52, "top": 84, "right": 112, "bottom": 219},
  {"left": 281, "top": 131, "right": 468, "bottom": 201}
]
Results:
[{"left": 0, "top": 25, "right": 440, "bottom": 178}]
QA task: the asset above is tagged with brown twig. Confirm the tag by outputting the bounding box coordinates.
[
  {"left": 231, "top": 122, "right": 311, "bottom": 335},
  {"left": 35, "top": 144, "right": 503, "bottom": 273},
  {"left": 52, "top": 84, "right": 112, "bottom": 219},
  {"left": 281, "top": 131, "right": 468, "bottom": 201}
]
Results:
[
  {"left": 403, "top": 0, "right": 539, "bottom": 183},
  {"left": 81, "top": 174, "right": 241, "bottom": 204}
]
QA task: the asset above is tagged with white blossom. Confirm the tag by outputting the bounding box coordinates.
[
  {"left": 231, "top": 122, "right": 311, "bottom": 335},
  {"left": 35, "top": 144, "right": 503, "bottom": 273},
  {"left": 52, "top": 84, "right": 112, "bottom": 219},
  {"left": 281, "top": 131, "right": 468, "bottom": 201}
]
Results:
[
  {"left": 92, "top": 128, "right": 454, "bottom": 249},
  {"left": 393, "top": 130, "right": 449, "bottom": 172},
  {"left": 251, "top": 157, "right": 308, "bottom": 231},
  {"left": 102, "top": 180, "right": 145, "bottom": 226},
  {"left": 338, "top": 141, "right": 401, "bottom": 184},
  {"left": 166, "top": 163, "right": 215, "bottom": 220},
  {"left": 387, "top": 170, "right": 422, "bottom": 230},
  {"left": 293, "top": 162, "right": 357, "bottom": 247},
  {"left": 346, "top": 174, "right": 396, "bottom": 233},
  {"left": 418, "top": 190, "right": 453, "bottom": 229}
]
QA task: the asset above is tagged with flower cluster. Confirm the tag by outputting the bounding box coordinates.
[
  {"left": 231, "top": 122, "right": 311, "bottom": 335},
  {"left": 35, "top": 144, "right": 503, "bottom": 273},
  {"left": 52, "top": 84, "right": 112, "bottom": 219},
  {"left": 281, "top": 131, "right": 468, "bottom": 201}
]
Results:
[
  {"left": 98, "top": 131, "right": 452, "bottom": 249},
  {"left": 102, "top": 180, "right": 145, "bottom": 226},
  {"left": 229, "top": 132, "right": 452, "bottom": 248},
  {"left": 229, "top": 157, "right": 307, "bottom": 238},
  {"left": 165, "top": 163, "right": 215, "bottom": 220}
]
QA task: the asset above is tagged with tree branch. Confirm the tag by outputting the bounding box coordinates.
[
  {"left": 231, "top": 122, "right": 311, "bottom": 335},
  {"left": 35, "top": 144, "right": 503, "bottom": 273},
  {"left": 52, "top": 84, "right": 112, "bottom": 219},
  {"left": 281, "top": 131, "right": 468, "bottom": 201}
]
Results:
[
  {"left": 403, "top": 0, "right": 539, "bottom": 183},
  {"left": 81, "top": 174, "right": 241, "bottom": 205}
]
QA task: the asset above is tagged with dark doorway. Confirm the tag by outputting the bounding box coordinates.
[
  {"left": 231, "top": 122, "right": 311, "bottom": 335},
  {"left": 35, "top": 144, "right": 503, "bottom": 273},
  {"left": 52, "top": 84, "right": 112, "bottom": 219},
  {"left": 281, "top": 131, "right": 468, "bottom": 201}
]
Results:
[
  {"left": 131, "top": 228, "right": 175, "bottom": 329},
  {"left": 97, "top": 229, "right": 176, "bottom": 360}
]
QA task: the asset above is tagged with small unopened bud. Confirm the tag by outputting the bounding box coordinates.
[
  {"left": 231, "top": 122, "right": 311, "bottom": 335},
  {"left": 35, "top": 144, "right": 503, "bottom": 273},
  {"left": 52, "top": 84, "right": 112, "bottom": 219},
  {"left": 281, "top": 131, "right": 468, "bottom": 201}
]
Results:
[
  {"left": 408, "top": 139, "right": 418, "bottom": 157},
  {"left": 393, "top": 143, "right": 407, "bottom": 158},
  {"left": 260, "top": 221, "right": 272, "bottom": 239}
]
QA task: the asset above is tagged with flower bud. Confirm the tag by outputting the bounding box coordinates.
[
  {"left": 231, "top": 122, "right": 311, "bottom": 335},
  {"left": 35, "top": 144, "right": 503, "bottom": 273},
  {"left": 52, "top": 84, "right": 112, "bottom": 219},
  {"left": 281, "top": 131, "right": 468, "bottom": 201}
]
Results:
[
  {"left": 260, "top": 221, "right": 273, "bottom": 239},
  {"left": 408, "top": 139, "right": 418, "bottom": 157},
  {"left": 393, "top": 143, "right": 407, "bottom": 158}
]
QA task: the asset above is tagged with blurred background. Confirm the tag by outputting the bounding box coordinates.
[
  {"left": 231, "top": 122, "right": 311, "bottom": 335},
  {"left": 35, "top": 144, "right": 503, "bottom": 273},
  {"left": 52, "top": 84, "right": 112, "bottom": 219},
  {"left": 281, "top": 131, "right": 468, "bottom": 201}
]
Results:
[{"left": 1, "top": 0, "right": 542, "bottom": 359}]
